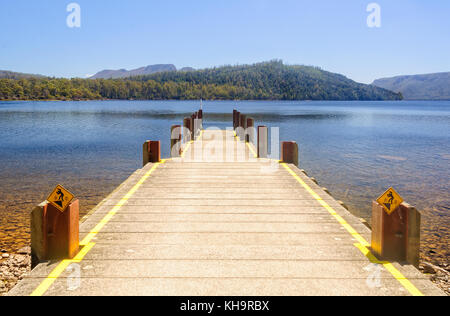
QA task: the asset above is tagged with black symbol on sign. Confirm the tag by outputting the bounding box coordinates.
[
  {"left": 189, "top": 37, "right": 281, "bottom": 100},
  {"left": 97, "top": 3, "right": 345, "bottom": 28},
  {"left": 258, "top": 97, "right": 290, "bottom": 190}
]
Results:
[
  {"left": 55, "top": 189, "right": 65, "bottom": 207},
  {"left": 384, "top": 191, "right": 394, "bottom": 211}
]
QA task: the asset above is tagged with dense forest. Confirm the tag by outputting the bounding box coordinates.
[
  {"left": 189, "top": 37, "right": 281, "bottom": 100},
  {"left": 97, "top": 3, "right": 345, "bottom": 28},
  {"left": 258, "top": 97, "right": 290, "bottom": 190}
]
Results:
[{"left": 0, "top": 61, "right": 402, "bottom": 101}]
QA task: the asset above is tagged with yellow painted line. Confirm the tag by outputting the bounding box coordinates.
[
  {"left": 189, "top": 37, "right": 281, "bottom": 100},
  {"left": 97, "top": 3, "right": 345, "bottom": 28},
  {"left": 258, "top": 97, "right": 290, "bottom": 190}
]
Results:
[
  {"left": 355, "top": 243, "right": 424, "bottom": 296},
  {"left": 181, "top": 141, "right": 193, "bottom": 158},
  {"left": 30, "top": 160, "right": 166, "bottom": 296},
  {"left": 246, "top": 142, "right": 258, "bottom": 158},
  {"left": 281, "top": 163, "right": 424, "bottom": 296}
]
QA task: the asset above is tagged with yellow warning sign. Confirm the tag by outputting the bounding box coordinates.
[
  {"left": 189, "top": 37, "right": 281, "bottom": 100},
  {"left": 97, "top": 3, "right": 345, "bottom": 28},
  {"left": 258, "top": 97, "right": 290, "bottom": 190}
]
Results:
[
  {"left": 376, "top": 187, "right": 403, "bottom": 215},
  {"left": 47, "top": 184, "right": 75, "bottom": 212}
]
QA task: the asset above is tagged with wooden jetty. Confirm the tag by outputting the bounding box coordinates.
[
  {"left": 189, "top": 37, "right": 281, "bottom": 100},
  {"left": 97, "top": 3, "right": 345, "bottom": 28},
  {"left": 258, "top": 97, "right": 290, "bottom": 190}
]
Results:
[{"left": 8, "top": 113, "right": 444, "bottom": 296}]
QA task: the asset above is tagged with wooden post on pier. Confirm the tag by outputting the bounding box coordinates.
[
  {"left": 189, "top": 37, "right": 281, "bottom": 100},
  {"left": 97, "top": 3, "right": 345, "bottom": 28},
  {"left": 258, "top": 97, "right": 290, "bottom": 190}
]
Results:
[
  {"left": 190, "top": 114, "right": 195, "bottom": 140},
  {"left": 257, "top": 126, "right": 268, "bottom": 158},
  {"left": 246, "top": 117, "right": 255, "bottom": 144},
  {"left": 183, "top": 117, "right": 192, "bottom": 143},
  {"left": 197, "top": 109, "right": 203, "bottom": 131},
  {"left": 143, "top": 140, "right": 161, "bottom": 166},
  {"left": 239, "top": 114, "right": 247, "bottom": 141},
  {"left": 371, "top": 201, "right": 421, "bottom": 267},
  {"left": 31, "top": 199, "right": 79, "bottom": 265},
  {"left": 281, "top": 141, "right": 299, "bottom": 166},
  {"left": 171, "top": 125, "right": 182, "bottom": 158},
  {"left": 233, "top": 109, "right": 237, "bottom": 129}
]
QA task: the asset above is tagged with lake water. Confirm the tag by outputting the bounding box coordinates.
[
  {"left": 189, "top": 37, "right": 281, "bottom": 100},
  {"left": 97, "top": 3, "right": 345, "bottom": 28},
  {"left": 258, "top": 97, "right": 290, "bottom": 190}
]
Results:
[{"left": 0, "top": 100, "right": 448, "bottom": 265}]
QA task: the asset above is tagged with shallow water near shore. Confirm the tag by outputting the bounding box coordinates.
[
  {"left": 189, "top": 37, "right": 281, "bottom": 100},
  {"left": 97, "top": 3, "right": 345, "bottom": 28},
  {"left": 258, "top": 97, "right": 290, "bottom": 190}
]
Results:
[{"left": 0, "top": 100, "right": 448, "bottom": 266}]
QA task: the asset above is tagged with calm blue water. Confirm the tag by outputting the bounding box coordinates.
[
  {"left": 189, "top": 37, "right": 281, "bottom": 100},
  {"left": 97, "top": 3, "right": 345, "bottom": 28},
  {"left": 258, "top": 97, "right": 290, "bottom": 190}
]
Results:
[{"left": 0, "top": 100, "right": 449, "bottom": 255}]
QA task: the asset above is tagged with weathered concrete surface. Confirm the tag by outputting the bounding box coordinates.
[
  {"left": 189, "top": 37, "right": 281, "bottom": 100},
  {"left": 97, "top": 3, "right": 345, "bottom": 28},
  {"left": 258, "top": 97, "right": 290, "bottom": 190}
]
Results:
[{"left": 8, "top": 130, "right": 445, "bottom": 296}]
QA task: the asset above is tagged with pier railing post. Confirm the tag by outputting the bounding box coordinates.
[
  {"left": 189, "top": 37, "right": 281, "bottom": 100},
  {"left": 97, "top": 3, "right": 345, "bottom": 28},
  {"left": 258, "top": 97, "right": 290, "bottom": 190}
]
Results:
[
  {"left": 257, "top": 126, "right": 268, "bottom": 158},
  {"left": 31, "top": 199, "right": 79, "bottom": 265},
  {"left": 183, "top": 117, "right": 192, "bottom": 143},
  {"left": 171, "top": 125, "right": 182, "bottom": 158},
  {"left": 236, "top": 111, "right": 241, "bottom": 134},
  {"left": 143, "top": 140, "right": 161, "bottom": 166},
  {"left": 246, "top": 117, "right": 255, "bottom": 144},
  {"left": 198, "top": 109, "right": 203, "bottom": 131},
  {"left": 239, "top": 114, "right": 247, "bottom": 141},
  {"left": 233, "top": 109, "right": 237, "bottom": 130},
  {"left": 143, "top": 141, "right": 150, "bottom": 166},
  {"left": 371, "top": 201, "right": 421, "bottom": 267},
  {"left": 281, "top": 141, "right": 299, "bottom": 166},
  {"left": 190, "top": 114, "right": 195, "bottom": 140}
]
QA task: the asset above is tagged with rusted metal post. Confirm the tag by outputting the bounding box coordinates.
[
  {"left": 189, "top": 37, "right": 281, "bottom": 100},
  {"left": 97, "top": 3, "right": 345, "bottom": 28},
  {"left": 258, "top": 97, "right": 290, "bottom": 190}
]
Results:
[
  {"left": 281, "top": 141, "right": 299, "bottom": 166},
  {"left": 197, "top": 109, "right": 203, "bottom": 131},
  {"left": 143, "top": 140, "right": 161, "bottom": 165},
  {"left": 239, "top": 114, "right": 247, "bottom": 141},
  {"left": 191, "top": 114, "right": 196, "bottom": 140},
  {"left": 371, "top": 201, "right": 421, "bottom": 267},
  {"left": 171, "top": 125, "right": 182, "bottom": 158},
  {"left": 31, "top": 199, "right": 79, "bottom": 264},
  {"left": 183, "top": 117, "right": 192, "bottom": 143},
  {"left": 246, "top": 117, "right": 255, "bottom": 143},
  {"left": 257, "top": 126, "right": 268, "bottom": 158},
  {"left": 143, "top": 141, "right": 150, "bottom": 166}
]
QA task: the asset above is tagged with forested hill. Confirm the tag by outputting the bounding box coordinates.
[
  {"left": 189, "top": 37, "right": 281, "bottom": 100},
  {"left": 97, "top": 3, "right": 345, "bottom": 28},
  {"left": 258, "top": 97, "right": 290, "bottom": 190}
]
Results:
[
  {"left": 0, "top": 61, "right": 402, "bottom": 101},
  {"left": 0, "top": 70, "right": 45, "bottom": 80}
]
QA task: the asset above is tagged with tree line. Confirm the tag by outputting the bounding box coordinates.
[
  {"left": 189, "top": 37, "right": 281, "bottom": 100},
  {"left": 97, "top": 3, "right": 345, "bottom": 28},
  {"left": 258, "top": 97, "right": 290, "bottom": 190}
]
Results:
[{"left": 0, "top": 61, "right": 402, "bottom": 101}]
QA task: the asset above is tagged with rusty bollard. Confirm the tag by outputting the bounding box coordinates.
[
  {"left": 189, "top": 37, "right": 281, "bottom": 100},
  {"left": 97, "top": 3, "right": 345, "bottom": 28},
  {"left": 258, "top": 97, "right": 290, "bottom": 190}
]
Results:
[
  {"left": 246, "top": 117, "right": 255, "bottom": 144},
  {"left": 371, "top": 201, "right": 421, "bottom": 267},
  {"left": 239, "top": 114, "right": 247, "bottom": 141},
  {"left": 31, "top": 197, "right": 79, "bottom": 266},
  {"left": 257, "top": 126, "right": 268, "bottom": 158},
  {"left": 183, "top": 117, "right": 192, "bottom": 143},
  {"left": 171, "top": 125, "right": 182, "bottom": 158},
  {"left": 191, "top": 114, "right": 196, "bottom": 140},
  {"left": 198, "top": 109, "right": 203, "bottom": 131},
  {"left": 281, "top": 141, "right": 299, "bottom": 166},
  {"left": 143, "top": 140, "right": 161, "bottom": 166}
]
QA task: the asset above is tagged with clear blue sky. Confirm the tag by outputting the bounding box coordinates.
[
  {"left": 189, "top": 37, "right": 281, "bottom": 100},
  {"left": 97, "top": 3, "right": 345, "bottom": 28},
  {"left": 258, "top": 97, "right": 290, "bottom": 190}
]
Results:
[{"left": 0, "top": 0, "right": 449, "bottom": 83}]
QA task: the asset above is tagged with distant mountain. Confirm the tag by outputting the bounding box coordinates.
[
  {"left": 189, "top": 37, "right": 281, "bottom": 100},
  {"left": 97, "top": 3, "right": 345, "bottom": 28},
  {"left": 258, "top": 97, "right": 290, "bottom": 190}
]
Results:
[
  {"left": 179, "top": 67, "right": 195, "bottom": 72},
  {"left": 90, "top": 64, "right": 177, "bottom": 79},
  {"left": 372, "top": 72, "right": 450, "bottom": 100},
  {"left": 0, "top": 70, "right": 45, "bottom": 79}
]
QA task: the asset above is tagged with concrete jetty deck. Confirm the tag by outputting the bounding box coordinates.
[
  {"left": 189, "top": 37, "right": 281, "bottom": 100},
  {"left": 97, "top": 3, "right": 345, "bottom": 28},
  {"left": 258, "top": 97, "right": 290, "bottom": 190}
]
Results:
[{"left": 9, "top": 129, "right": 444, "bottom": 296}]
